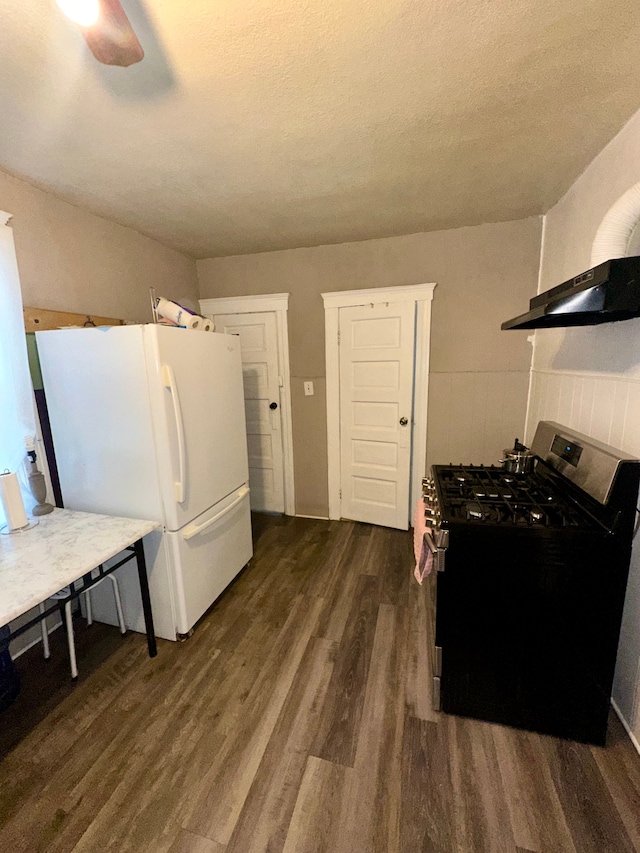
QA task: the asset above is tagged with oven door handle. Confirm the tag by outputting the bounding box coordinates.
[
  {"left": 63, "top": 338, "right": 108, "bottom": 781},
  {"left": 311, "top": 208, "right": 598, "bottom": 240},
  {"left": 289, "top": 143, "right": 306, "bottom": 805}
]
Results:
[
  {"left": 423, "top": 530, "right": 438, "bottom": 556},
  {"left": 424, "top": 530, "right": 446, "bottom": 573}
]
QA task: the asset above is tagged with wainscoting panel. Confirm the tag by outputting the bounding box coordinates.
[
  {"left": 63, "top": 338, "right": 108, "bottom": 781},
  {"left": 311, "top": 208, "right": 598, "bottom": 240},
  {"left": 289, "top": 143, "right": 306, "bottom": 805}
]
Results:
[{"left": 525, "top": 369, "right": 637, "bottom": 452}]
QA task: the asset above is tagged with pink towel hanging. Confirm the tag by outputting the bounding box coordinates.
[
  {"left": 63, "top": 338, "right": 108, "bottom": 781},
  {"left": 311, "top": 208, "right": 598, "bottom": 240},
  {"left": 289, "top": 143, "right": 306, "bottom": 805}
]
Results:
[{"left": 412, "top": 497, "right": 434, "bottom": 584}]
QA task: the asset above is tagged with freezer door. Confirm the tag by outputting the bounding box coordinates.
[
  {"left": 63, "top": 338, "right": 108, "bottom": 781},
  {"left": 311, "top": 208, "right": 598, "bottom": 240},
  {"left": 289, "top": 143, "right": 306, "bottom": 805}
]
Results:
[
  {"left": 145, "top": 326, "right": 250, "bottom": 531},
  {"left": 166, "top": 485, "right": 253, "bottom": 634}
]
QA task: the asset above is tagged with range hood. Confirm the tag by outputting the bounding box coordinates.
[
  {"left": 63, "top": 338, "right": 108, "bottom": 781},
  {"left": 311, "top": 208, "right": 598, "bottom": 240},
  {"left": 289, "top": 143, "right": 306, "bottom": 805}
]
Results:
[{"left": 502, "top": 257, "right": 640, "bottom": 330}]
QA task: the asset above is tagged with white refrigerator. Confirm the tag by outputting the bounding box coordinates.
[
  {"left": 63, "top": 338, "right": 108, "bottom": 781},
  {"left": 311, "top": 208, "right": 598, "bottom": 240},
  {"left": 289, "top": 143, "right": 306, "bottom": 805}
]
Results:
[{"left": 36, "top": 324, "right": 253, "bottom": 641}]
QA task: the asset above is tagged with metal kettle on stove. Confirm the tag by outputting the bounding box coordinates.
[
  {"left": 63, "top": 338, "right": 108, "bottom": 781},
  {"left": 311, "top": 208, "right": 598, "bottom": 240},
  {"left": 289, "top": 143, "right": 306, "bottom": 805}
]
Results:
[{"left": 499, "top": 438, "right": 536, "bottom": 475}]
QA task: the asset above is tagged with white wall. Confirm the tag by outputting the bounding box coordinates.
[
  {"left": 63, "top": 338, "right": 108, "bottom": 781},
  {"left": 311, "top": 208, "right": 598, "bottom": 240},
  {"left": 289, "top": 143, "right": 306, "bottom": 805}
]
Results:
[{"left": 526, "top": 107, "right": 640, "bottom": 747}]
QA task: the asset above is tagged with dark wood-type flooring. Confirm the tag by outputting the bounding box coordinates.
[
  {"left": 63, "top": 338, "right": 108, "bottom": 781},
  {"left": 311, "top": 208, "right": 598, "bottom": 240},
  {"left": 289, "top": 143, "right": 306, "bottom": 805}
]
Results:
[{"left": 1, "top": 514, "right": 640, "bottom": 852}]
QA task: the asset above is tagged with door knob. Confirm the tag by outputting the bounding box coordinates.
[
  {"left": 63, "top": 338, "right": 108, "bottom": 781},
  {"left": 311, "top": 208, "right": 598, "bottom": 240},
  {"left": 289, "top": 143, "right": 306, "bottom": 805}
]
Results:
[
  {"left": 270, "top": 402, "right": 278, "bottom": 410},
  {"left": 399, "top": 417, "right": 408, "bottom": 426}
]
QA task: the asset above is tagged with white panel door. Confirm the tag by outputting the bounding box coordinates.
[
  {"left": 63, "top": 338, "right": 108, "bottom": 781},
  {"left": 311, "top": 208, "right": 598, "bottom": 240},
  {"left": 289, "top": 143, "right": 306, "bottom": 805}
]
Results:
[
  {"left": 213, "top": 312, "right": 285, "bottom": 513},
  {"left": 339, "top": 302, "right": 416, "bottom": 529}
]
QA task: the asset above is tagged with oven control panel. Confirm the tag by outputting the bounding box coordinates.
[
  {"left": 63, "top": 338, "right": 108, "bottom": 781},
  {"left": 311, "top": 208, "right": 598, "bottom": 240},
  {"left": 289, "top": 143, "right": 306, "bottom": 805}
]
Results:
[
  {"left": 551, "top": 434, "right": 583, "bottom": 468},
  {"left": 531, "top": 420, "right": 640, "bottom": 506}
]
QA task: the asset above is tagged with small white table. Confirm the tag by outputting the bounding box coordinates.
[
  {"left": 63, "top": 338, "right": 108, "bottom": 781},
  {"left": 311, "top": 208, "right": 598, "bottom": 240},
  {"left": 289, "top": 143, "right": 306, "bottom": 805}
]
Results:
[{"left": 0, "top": 508, "right": 160, "bottom": 661}]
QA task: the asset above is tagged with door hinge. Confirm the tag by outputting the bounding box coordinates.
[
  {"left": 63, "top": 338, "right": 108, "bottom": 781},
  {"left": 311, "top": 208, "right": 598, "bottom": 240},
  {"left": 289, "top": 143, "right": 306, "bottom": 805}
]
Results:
[
  {"left": 337, "top": 329, "right": 341, "bottom": 346},
  {"left": 432, "top": 676, "right": 441, "bottom": 711},
  {"left": 339, "top": 488, "right": 342, "bottom": 499}
]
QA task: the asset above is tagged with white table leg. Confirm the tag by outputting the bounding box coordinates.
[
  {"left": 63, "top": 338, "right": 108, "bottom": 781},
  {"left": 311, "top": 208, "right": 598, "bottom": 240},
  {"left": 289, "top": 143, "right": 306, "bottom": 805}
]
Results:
[{"left": 64, "top": 600, "right": 78, "bottom": 680}]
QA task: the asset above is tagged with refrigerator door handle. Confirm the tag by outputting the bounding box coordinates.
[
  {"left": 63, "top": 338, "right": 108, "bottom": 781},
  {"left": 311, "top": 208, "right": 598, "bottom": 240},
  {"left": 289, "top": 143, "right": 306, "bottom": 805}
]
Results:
[
  {"left": 182, "top": 487, "right": 250, "bottom": 540},
  {"left": 161, "top": 364, "right": 187, "bottom": 504}
]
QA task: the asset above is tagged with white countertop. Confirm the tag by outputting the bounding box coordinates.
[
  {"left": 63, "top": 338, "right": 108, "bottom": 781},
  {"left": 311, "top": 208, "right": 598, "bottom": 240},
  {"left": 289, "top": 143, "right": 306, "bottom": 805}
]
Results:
[{"left": 0, "top": 508, "right": 159, "bottom": 626}]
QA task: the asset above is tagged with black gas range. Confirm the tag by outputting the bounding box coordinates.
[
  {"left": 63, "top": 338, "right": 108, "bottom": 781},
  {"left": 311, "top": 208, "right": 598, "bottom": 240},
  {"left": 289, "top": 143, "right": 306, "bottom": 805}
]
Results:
[{"left": 423, "top": 421, "right": 640, "bottom": 745}]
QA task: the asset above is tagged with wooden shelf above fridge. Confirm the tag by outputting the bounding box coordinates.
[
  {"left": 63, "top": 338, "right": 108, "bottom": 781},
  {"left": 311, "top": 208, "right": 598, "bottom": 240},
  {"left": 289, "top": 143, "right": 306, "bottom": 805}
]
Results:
[{"left": 23, "top": 307, "right": 125, "bottom": 333}]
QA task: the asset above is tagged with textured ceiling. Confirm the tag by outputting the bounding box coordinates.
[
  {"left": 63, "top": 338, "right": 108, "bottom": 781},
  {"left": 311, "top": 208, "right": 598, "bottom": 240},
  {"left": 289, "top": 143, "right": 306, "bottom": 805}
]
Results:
[{"left": 0, "top": 0, "right": 639, "bottom": 258}]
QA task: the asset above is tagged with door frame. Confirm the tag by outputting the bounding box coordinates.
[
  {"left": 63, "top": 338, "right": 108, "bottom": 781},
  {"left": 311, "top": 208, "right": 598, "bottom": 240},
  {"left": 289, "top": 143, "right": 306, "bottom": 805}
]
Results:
[
  {"left": 321, "top": 283, "right": 436, "bottom": 524},
  {"left": 199, "top": 293, "right": 295, "bottom": 516}
]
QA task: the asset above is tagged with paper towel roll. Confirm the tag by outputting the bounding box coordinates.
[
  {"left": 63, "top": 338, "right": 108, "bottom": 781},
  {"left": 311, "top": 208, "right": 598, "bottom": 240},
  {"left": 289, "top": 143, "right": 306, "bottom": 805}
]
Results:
[
  {"left": 201, "top": 318, "right": 214, "bottom": 332},
  {"left": 155, "top": 298, "right": 202, "bottom": 329},
  {"left": 0, "top": 472, "right": 28, "bottom": 531}
]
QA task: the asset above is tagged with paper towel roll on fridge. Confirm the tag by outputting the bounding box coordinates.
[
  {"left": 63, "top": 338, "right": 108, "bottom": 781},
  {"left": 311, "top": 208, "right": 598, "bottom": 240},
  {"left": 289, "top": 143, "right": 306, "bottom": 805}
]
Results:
[
  {"left": 155, "top": 298, "right": 203, "bottom": 330},
  {"left": 201, "top": 318, "right": 214, "bottom": 332},
  {"left": 0, "top": 472, "right": 28, "bottom": 531}
]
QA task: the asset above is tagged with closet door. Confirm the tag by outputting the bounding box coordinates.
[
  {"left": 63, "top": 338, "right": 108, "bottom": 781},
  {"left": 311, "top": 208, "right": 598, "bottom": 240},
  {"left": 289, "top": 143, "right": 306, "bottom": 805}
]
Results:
[
  {"left": 338, "top": 301, "right": 416, "bottom": 529},
  {"left": 213, "top": 312, "right": 285, "bottom": 513}
]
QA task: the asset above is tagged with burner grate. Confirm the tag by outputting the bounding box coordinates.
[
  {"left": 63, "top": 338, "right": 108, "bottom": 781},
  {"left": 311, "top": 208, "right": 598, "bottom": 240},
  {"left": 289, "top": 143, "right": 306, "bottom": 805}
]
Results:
[{"left": 433, "top": 464, "right": 588, "bottom": 528}]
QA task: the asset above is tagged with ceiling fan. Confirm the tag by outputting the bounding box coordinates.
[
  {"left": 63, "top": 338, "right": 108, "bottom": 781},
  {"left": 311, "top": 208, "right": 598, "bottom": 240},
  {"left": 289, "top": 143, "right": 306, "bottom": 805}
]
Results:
[{"left": 56, "top": 0, "right": 144, "bottom": 67}]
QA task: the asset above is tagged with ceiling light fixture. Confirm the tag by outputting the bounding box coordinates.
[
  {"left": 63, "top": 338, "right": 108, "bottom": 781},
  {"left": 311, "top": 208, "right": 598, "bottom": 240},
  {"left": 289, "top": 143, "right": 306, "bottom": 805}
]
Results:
[
  {"left": 56, "top": 0, "right": 100, "bottom": 27},
  {"left": 55, "top": 0, "right": 144, "bottom": 67}
]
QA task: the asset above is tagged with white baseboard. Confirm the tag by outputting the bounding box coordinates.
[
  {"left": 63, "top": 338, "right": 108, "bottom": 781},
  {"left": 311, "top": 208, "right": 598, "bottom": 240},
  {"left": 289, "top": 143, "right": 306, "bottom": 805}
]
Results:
[
  {"left": 295, "top": 514, "right": 330, "bottom": 520},
  {"left": 611, "top": 698, "right": 640, "bottom": 756}
]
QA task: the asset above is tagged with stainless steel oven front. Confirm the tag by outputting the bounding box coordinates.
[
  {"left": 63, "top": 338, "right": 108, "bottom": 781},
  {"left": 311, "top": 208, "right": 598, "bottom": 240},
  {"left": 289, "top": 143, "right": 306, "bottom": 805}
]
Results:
[{"left": 421, "top": 476, "right": 448, "bottom": 710}]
